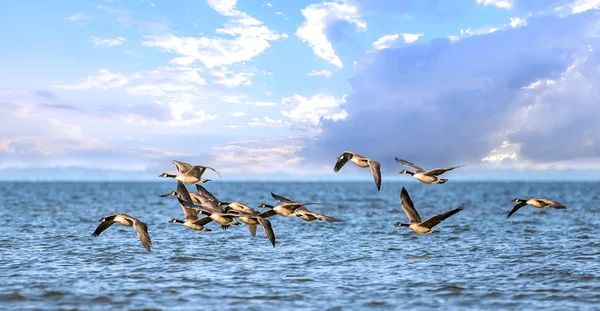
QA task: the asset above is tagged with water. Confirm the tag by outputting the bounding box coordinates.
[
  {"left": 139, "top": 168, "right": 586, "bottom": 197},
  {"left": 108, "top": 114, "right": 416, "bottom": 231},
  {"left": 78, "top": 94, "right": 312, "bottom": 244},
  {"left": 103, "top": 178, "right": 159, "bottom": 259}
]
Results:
[{"left": 0, "top": 181, "right": 599, "bottom": 310}]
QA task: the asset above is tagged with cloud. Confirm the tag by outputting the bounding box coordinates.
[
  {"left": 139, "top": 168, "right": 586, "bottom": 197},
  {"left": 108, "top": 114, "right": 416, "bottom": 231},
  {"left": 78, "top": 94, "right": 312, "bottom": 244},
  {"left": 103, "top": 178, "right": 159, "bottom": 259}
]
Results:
[
  {"left": 243, "top": 101, "right": 276, "bottom": 107},
  {"left": 210, "top": 69, "right": 254, "bottom": 87},
  {"left": 301, "top": 10, "right": 600, "bottom": 171},
  {"left": 96, "top": 4, "right": 169, "bottom": 34},
  {"left": 372, "top": 34, "right": 400, "bottom": 50},
  {"left": 296, "top": 1, "right": 366, "bottom": 68},
  {"left": 402, "top": 33, "right": 424, "bottom": 43},
  {"left": 89, "top": 36, "right": 126, "bottom": 47},
  {"left": 281, "top": 94, "right": 348, "bottom": 126},
  {"left": 308, "top": 69, "right": 333, "bottom": 77},
  {"left": 54, "top": 69, "right": 129, "bottom": 90},
  {"left": 476, "top": 0, "right": 512, "bottom": 9},
  {"left": 66, "top": 13, "right": 90, "bottom": 22},
  {"left": 142, "top": 0, "right": 286, "bottom": 68},
  {"left": 572, "top": 0, "right": 600, "bottom": 13},
  {"left": 231, "top": 112, "right": 246, "bottom": 117}
]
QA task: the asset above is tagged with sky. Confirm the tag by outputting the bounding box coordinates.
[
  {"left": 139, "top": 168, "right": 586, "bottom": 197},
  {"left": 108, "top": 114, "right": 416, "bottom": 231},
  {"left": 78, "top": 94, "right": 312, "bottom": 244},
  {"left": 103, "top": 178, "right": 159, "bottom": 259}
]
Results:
[{"left": 1, "top": 0, "right": 600, "bottom": 181}]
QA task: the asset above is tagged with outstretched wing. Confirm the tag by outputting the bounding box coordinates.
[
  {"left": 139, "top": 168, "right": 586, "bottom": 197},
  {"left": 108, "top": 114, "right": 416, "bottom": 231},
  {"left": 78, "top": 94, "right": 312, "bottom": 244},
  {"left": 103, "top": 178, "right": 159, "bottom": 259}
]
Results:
[
  {"left": 259, "top": 209, "right": 278, "bottom": 218},
  {"left": 172, "top": 160, "right": 193, "bottom": 173},
  {"left": 175, "top": 182, "right": 198, "bottom": 220},
  {"left": 133, "top": 221, "right": 152, "bottom": 252},
  {"left": 507, "top": 202, "right": 528, "bottom": 218},
  {"left": 399, "top": 187, "right": 422, "bottom": 223},
  {"left": 333, "top": 153, "right": 352, "bottom": 173},
  {"left": 420, "top": 205, "right": 464, "bottom": 229},
  {"left": 394, "top": 158, "right": 426, "bottom": 172},
  {"left": 368, "top": 160, "right": 381, "bottom": 191},
  {"left": 196, "top": 165, "right": 221, "bottom": 177},
  {"left": 536, "top": 198, "right": 566, "bottom": 208},
  {"left": 271, "top": 192, "right": 295, "bottom": 204},
  {"left": 193, "top": 216, "right": 213, "bottom": 226},
  {"left": 425, "top": 165, "right": 464, "bottom": 176},
  {"left": 257, "top": 217, "right": 276, "bottom": 247},
  {"left": 195, "top": 184, "right": 220, "bottom": 203},
  {"left": 92, "top": 219, "right": 115, "bottom": 237}
]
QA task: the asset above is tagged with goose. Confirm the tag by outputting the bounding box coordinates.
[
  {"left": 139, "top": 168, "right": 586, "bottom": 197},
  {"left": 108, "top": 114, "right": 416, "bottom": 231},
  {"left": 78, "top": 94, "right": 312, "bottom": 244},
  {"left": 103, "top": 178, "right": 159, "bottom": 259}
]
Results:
[
  {"left": 159, "top": 186, "right": 209, "bottom": 205},
  {"left": 294, "top": 206, "right": 343, "bottom": 222},
  {"left": 91, "top": 214, "right": 152, "bottom": 252},
  {"left": 257, "top": 202, "right": 307, "bottom": 217},
  {"left": 221, "top": 202, "right": 277, "bottom": 247},
  {"left": 158, "top": 160, "right": 220, "bottom": 184},
  {"left": 270, "top": 192, "right": 341, "bottom": 222},
  {"left": 177, "top": 196, "right": 239, "bottom": 230},
  {"left": 393, "top": 187, "right": 464, "bottom": 234},
  {"left": 395, "top": 158, "right": 463, "bottom": 184},
  {"left": 168, "top": 181, "right": 212, "bottom": 231},
  {"left": 507, "top": 197, "right": 567, "bottom": 218},
  {"left": 334, "top": 152, "right": 381, "bottom": 191}
]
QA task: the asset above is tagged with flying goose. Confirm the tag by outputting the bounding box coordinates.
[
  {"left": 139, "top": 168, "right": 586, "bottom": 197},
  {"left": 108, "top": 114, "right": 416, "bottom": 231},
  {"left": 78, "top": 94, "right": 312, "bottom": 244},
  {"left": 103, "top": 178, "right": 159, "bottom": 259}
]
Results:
[
  {"left": 158, "top": 160, "right": 220, "bottom": 184},
  {"left": 91, "top": 214, "right": 152, "bottom": 252},
  {"left": 159, "top": 185, "right": 211, "bottom": 205},
  {"left": 168, "top": 181, "right": 212, "bottom": 231},
  {"left": 221, "top": 202, "right": 277, "bottom": 247},
  {"left": 177, "top": 196, "right": 239, "bottom": 230},
  {"left": 257, "top": 202, "right": 307, "bottom": 217},
  {"left": 393, "top": 187, "right": 464, "bottom": 234},
  {"left": 334, "top": 152, "right": 381, "bottom": 191},
  {"left": 395, "top": 158, "right": 463, "bottom": 184},
  {"left": 294, "top": 206, "right": 342, "bottom": 222},
  {"left": 507, "top": 197, "right": 567, "bottom": 218}
]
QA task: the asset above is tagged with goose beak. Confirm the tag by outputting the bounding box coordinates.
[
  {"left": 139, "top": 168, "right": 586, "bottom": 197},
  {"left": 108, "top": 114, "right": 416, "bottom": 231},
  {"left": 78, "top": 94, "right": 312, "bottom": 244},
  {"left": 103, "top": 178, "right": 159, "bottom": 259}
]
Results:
[{"left": 159, "top": 193, "right": 170, "bottom": 197}]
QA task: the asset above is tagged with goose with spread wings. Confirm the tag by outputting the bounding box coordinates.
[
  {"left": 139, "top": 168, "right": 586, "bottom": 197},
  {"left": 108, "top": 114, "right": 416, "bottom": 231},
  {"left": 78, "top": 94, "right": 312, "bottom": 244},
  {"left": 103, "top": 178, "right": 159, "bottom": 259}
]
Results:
[
  {"left": 507, "top": 197, "right": 566, "bottom": 218},
  {"left": 257, "top": 192, "right": 318, "bottom": 217},
  {"left": 394, "top": 187, "right": 464, "bottom": 234},
  {"left": 158, "top": 160, "right": 221, "bottom": 184},
  {"left": 220, "top": 202, "right": 277, "bottom": 247},
  {"left": 333, "top": 151, "right": 381, "bottom": 191},
  {"left": 167, "top": 181, "right": 213, "bottom": 231},
  {"left": 91, "top": 214, "right": 152, "bottom": 252},
  {"left": 395, "top": 158, "right": 463, "bottom": 184},
  {"left": 270, "top": 192, "right": 341, "bottom": 222}
]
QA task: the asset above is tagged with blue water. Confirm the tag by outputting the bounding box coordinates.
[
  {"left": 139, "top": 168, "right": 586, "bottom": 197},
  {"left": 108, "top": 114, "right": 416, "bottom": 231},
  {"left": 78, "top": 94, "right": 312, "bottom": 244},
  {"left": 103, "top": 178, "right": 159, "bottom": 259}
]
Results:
[{"left": 0, "top": 181, "right": 599, "bottom": 310}]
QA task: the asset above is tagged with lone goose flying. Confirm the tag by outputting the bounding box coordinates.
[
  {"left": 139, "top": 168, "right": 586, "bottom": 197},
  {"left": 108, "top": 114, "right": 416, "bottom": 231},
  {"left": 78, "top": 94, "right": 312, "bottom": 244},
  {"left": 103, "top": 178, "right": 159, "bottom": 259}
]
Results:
[
  {"left": 92, "top": 214, "right": 152, "bottom": 252},
  {"left": 395, "top": 158, "right": 463, "bottom": 184},
  {"left": 334, "top": 151, "right": 381, "bottom": 191},
  {"left": 394, "top": 187, "right": 464, "bottom": 235},
  {"left": 168, "top": 181, "right": 212, "bottom": 231},
  {"left": 158, "top": 160, "right": 220, "bottom": 184},
  {"left": 507, "top": 197, "right": 567, "bottom": 218}
]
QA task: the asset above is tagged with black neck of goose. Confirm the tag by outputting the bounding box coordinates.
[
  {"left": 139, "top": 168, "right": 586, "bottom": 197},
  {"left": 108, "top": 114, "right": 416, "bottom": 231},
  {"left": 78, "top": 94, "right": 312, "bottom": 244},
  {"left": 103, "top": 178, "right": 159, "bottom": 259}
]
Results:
[
  {"left": 173, "top": 219, "right": 184, "bottom": 224},
  {"left": 165, "top": 173, "right": 177, "bottom": 178},
  {"left": 405, "top": 171, "right": 414, "bottom": 176},
  {"left": 263, "top": 204, "right": 274, "bottom": 209},
  {"left": 400, "top": 223, "right": 410, "bottom": 227}
]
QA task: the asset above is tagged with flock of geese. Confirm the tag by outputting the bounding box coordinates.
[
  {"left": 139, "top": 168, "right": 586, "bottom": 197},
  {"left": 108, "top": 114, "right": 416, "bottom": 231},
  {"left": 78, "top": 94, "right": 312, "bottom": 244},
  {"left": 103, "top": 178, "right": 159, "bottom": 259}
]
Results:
[{"left": 91, "top": 152, "right": 567, "bottom": 252}]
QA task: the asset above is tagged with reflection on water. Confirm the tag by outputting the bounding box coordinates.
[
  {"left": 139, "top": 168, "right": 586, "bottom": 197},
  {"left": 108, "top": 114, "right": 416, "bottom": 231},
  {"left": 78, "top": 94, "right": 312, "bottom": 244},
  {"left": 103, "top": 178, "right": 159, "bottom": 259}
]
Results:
[{"left": 0, "top": 181, "right": 599, "bottom": 310}]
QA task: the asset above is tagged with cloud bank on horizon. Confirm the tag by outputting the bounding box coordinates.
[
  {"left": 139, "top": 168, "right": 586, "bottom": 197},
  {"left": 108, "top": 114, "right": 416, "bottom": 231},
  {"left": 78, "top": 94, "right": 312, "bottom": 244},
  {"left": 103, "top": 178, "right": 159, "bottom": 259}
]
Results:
[{"left": 1, "top": 0, "right": 600, "bottom": 179}]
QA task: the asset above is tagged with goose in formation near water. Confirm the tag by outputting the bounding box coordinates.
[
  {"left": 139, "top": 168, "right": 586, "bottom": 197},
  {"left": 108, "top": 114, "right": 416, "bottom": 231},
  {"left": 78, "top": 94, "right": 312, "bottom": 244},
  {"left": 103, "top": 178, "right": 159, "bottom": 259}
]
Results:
[
  {"left": 257, "top": 192, "right": 316, "bottom": 217},
  {"left": 507, "top": 197, "right": 567, "bottom": 218},
  {"left": 269, "top": 192, "right": 341, "bottom": 222},
  {"left": 220, "top": 202, "right": 277, "bottom": 247},
  {"left": 177, "top": 196, "right": 240, "bottom": 230},
  {"left": 393, "top": 187, "right": 464, "bottom": 235},
  {"left": 333, "top": 151, "right": 381, "bottom": 191},
  {"left": 91, "top": 214, "right": 152, "bottom": 252},
  {"left": 159, "top": 184, "right": 214, "bottom": 205},
  {"left": 158, "top": 160, "right": 220, "bottom": 184},
  {"left": 395, "top": 158, "right": 463, "bottom": 184},
  {"left": 167, "top": 181, "right": 212, "bottom": 231}
]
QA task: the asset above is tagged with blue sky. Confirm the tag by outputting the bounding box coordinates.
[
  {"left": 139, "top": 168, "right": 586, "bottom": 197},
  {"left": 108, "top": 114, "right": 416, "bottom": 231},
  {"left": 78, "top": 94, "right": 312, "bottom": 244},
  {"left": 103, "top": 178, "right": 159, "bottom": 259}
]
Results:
[{"left": 1, "top": 0, "right": 600, "bottom": 181}]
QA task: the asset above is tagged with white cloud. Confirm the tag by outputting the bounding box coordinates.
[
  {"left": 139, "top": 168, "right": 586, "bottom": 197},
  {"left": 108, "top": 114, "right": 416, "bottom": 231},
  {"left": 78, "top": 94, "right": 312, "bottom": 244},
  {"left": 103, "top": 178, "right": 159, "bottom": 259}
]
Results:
[
  {"left": 476, "top": 0, "right": 512, "bottom": 9},
  {"left": 232, "top": 112, "right": 246, "bottom": 117},
  {"left": 447, "top": 35, "right": 460, "bottom": 42},
  {"left": 142, "top": 0, "right": 286, "bottom": 68},
  {"left": 66, "top": 13, "right": 90, "bottom": 22},
  {"left": 572, "top": 0, "right": 600, "bottom": 13},
  {"left": 372, "top": 34, "right": 400, "bottom": 50},
  {"left": 244, "top": 101, "right": 276, "bottom": 106},
  {"left": 210, "top": 69, "right": 254, "bottom": 87},
  {"left": 281, "top": 94, "right": 348, "bottom": 126},
  {"left": 248, "top": 117, "right": 286, "bottom": 127},
  {"left": 510, "top": 17, "right": 527, "bottom": 28},
  {"left": 54, "top": 69, "right": 129, "bottom": 90},
  {"left": 402, "top": 33, "right": 424, "bottom": 44},
  {"left": 308, "top": 69, "right": 333, "bottom": 77},
  {"left": 296, "top": 1, "right": 366, "bottom": 68},
  {"left": 89, "top": 36, "right": 126, "bottom": 47}
]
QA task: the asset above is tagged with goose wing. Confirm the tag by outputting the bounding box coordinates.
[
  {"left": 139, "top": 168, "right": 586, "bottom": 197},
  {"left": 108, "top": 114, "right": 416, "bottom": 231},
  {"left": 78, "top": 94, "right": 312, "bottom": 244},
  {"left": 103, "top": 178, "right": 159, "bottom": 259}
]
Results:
[
  {"left": 420, "top": 205, "right": 464, "bottom": 229},
  {"left": 195, "top": 184, "right": 220, "bottom": 203},
  {"left": 305, "top": 209, "right": 343, "bottom": 222},
  {"left": 91, "top": 215, "right": 117, "bottom": 237},
  {"left": 133, "top": 220, "right": 152, "bottom": 252},
  {"left": 271, "top": 192, "right": 295, "bottom": 204},
  {"left": 176, "top": 182, "right": 199, "bottom": 220},
  {"left": 248, "top": 225, "right": 257, "bottom": 236},
  {"left": 394, "top": 158, "right": 426, "bottom": 172},
  {"left": 256, "top": 217, "right": 276, "bottom": 247},
  {"left": 333, "top": 152, "right": 352, "bottom": 173},
  {"left": 507, "top": 201, "right": 528, "bottom": 218},
  {"left": 399, "top": 187, "right": 422, "bottom": 223},
  {"left": 368, "top": 159, "right": 381, "bottom": 191},
  {"left": 172, "top": 160, "right": 193, "bottom": 173},
  {"left": 536, "top": 198, "right": 566, "bottom": 208},
  {"left": 425, "top": 165, "right": 464, "bottom": 176},
  {"left": 193, "top": 216, "right": 213, "bottom": 226},
  {"left": 177, "top": 197, "right": 215, "bottom": 215},
  {"left": 196, "top": 165, "right": 221, "bottom": 177},
  {"left": 259, "top": 209, "right": 278, "bottom": 218}
]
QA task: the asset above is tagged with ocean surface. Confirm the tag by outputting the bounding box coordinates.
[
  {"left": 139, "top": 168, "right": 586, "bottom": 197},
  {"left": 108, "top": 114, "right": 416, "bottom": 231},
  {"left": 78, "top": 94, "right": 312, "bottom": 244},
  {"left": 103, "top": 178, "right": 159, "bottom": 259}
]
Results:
[{"left": 0, "top": 181, "right": 599, "bottom": 310}]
